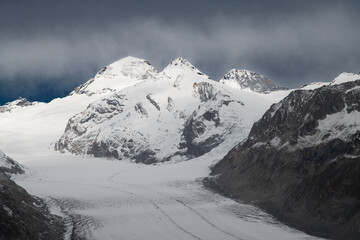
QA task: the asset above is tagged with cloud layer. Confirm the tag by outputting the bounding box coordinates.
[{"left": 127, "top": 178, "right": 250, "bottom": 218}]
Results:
[{"left": 0, "top": 0, "right": 359, "bottom": 103}]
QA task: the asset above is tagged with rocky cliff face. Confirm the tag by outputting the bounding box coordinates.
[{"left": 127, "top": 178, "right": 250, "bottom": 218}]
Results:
[
  {"left": 0, "top": 151, "right": 64, "bottom": 239},
  {"left": 209, "top": 78, "right": 360, "bottom": 240},
  {"left": 219, "top": 69, "right": 287, "bottom": 93}
]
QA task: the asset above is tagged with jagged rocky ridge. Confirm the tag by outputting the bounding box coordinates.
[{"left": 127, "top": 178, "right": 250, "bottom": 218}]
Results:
[
  {"left": 208, "top": 78, "right": 360, "bottom": 240},
  {"left": 55, "top": 57, "right": 254, "bottom": 164},
  {"left": 0, "top": 151, "right": 65, "bottom": 239},
  {"left": 220, "top": 69, "right": 287, "bottom": 93}
]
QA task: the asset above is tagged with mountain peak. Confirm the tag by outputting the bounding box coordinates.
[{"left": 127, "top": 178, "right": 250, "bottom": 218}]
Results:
[
  {"left": 109, "top": 56, "right": 151, "bottom": 67},
  {"left": 168, "top": 57, "right": 194, "bottom": 67},
  {"left": 70, "top": 56, "right": 158, "bottom": 96},
  {"left": 0, "top": 97, "right": 34, "bottom": 113},
  {"left": 162, "top": 57, "right": 209, "bottom": 79},
  {"left": 219, "top": 69, "right": 287, "bottom": 93}
]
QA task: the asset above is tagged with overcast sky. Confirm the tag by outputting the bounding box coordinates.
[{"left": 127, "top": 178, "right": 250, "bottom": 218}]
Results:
[{"left": 0, "top": 0, "right": 359, "bottom": 104}]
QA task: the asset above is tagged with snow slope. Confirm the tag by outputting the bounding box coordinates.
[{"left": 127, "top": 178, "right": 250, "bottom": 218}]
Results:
[{"left": 0, "top": 56, "right": 322, "bottom": 239}]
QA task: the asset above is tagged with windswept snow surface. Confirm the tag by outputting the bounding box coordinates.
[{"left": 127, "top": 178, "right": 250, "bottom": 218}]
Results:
[{"left": 0, "top": 56, "right": 322, "bottom": 239}]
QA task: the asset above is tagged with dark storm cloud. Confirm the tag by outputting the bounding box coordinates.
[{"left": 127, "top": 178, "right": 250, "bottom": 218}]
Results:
[{"left": 0, "top": 0, "right": 359, "bottom": 103}]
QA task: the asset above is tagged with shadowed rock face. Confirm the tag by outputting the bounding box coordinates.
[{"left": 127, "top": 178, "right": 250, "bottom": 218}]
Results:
[
  {"left": 0, "top": 152, "right": 24, "bottom": 175},
  {"left": 0, "top": 150, "right": 65, "bottom": 240},
  {"left": 180, "top": 109, "right": 222, "bottom": 157},
  {"left": 209, "top": 80, "right": 360, "bottom": 240},
  {"left": 0, "top": 151, "right": 65, "bottom": 239},
  {"left": 0, "top": 172, "right": 65, "bottom": 240}
]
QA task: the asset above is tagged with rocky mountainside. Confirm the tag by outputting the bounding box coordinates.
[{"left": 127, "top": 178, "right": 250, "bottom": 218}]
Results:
[
  {"left": 55, "top": 57, "right": 287, "bottom": 164},
  {"left": 208, "top": 75, "right": 360, "bottom": 240},
  {"left": 0, "top": 151, "right": 64, "bottom": 239},
  {"left": 219, "top": 69, "right": 287, "bottom": 93},
  {"left": 0, "top": 150, "right": 24, "bottom": 175}
]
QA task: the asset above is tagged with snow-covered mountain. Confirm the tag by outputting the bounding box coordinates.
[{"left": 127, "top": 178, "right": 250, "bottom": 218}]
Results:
[
  {"left": 56, "top": 57, "right": 286, "bottom": 163},
  {"left": 209, "top": 76, "right": 360, "bottom": 240},
  {"left": 0, "top": 97, "right": 35, "bottom": 113},
  {"left": 219, "top": 69, "right": 287, "bottom": 93}
]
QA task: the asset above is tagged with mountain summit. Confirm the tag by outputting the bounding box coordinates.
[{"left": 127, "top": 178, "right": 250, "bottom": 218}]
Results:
[
  {"left": 219, "top": 69, "right": 287, "bottom": 93},
  {"left": 71, "top": 56, "right": 159, "bottom": 96},
  {"left": 162, "top": 57, "right": 210, "bottom": 79}
]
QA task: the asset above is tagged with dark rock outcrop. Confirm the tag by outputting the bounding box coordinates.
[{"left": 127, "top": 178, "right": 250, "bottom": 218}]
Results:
[
  {"left": 0, "top": 152, "right": 24, "bottom": 175},
  {"left": 209, "top": 80, "right": 360, "bottom": 240},
  {"left": 0, "top": 151, "right": 65, "bottom": 239},
  {"left": 180, "top": 109, "right": 222, "bottom": 157},
  {"left": 0, "top": 172, "right": 65, "bottom": 240}
]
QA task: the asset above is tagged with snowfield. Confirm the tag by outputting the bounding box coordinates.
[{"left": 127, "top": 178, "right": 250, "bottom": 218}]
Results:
[{"left": 0, "top": 57, "right": 324, "bottom": 239}]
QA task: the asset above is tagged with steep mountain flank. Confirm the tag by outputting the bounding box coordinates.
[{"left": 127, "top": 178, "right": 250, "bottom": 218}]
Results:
[{"left": 209, "top": 77, "right": 360, "bottom": 240}]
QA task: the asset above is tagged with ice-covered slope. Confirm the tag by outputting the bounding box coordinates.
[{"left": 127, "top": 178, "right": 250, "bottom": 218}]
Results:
[
  {"left": 56, "top": 58, "right": 286, "bottom": 163},
  {"left": 219, "top": 69, "right": 287, "bottom": 93}
]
